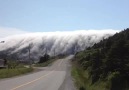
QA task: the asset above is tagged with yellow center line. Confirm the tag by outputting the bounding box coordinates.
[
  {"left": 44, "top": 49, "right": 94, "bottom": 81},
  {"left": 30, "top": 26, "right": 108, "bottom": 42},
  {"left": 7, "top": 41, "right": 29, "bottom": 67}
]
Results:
[
  {"left": 10, "top": 70, "right": 54, "bottom": 90},
  {"left": 10, "top": 59, "right": 64, "bottom": 90},
  {"left": 58, "top": 59, "right": 64, "bottom": 66}
]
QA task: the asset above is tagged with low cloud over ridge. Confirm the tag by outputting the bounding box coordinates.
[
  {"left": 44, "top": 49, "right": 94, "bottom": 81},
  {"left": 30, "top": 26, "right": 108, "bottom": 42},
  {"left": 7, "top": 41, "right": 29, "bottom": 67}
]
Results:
[{"left": 0, "top": 29, "right": 120, "bottom": 60}]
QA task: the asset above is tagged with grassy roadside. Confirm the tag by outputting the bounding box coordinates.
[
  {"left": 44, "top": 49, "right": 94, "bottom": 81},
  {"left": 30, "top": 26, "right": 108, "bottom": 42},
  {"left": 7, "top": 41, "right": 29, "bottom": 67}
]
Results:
[
  {"left": 71, "top": 65, "right": 87, "bottom": 90},
  {"left": 0, "top": 67, "right": 33, "bottom": 79},
  {"left": 71, "top": 63, "right": 110, "bottom": 90},
  {"left": 0, "top": 56, "right": 60, "bottom": 79}
]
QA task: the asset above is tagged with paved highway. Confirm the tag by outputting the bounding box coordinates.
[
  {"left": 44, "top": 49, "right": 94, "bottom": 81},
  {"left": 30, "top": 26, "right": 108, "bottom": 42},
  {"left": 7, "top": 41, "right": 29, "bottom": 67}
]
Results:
[{"left": 0, "top": 55, "right": 76, "bottom": 90}]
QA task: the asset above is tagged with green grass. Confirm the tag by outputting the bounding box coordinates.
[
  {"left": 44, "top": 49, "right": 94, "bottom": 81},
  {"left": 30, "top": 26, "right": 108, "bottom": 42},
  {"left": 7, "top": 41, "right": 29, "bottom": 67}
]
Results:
[
  {"left": 71, "top": 65, "right": 88, "bottom": 90},
  {"left": 0, "top": 68, "right": 33, "bottom": 79},
  {"left": 71, "top": 64, "right": 110, "bottom": 90}
]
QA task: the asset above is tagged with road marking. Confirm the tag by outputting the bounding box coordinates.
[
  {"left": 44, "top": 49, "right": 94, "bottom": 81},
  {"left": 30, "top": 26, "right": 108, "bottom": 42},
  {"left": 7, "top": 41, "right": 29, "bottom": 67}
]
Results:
[
  {"left": 10, "top": 70, "right": 54, "bottom": 90},
  {"left": 58, "top": 59, "right": 64, "bottom": 66}
]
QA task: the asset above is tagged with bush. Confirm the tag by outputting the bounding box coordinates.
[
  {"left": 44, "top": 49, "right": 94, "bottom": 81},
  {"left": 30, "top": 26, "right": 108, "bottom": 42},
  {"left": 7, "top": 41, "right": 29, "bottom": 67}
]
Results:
[{"left": 38, "top": 53, "right": 50, "bottom": 63}]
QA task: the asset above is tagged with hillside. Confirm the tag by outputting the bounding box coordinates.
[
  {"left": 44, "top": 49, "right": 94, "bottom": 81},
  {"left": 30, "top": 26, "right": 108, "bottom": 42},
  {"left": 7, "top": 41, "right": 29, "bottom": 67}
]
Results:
[
  {"left": 0, "top": 30, "right": 117, "bottom": 61},
  {"left": 74, "top": 28, "right": 129, "bottom": 90}
]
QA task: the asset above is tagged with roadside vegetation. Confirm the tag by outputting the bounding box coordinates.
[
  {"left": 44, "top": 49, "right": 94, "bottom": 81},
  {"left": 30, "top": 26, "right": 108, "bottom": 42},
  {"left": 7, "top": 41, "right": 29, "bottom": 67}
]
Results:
[
  {"left": 35, "top": 58, "right": 56, "bottom": 67},
  {"left": 0, "top": 53, "right": 55, "bottom": 78},
  {"left": 35, "top": 53, "right": 66, "bottom": 67},
  {"left": 72, "top": 28, "right": 129, "bottom": 90},
  {"left": 0, "top": 67, "right": 33, "bottom": 79},
  {"left": 0, "top": 52, "right": 66, "bottom": 79},
  {"left": 72, "top": 63, "right": 109, "bottom": 90},
  {"left": 0, "top": 60, "right": 33, "bottom": 79}
]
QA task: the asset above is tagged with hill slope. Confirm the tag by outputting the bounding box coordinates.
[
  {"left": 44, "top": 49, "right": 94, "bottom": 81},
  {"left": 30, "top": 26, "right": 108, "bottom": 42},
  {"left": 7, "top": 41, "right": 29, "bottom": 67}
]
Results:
[{"left": 74, "top": 28, "right": 129, "bottom": 90}]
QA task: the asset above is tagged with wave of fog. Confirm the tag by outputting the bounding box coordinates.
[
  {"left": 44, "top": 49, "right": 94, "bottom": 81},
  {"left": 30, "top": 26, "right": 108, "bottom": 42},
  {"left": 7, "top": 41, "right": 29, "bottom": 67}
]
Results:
[{"left": 0, "top": 30, "right": 119, "bottom": 60}]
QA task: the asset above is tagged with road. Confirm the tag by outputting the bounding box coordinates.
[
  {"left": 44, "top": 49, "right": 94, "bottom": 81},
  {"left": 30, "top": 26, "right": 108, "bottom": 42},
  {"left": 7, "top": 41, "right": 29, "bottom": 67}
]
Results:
[{"left": 0, "top": 55, "right": 76, "bottom": 90}]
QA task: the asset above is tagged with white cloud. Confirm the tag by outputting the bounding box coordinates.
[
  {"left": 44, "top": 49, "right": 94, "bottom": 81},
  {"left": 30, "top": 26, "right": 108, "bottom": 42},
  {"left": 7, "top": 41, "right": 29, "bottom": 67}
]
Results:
[
  {"left": 0, "top": 28, "right": 121, "bottom": 60},
  {"left": 0, "top": 29, "right": 120, "bottom": 54},
  {"left": 0, "top": 27, "right": 29, "bottom": 38},
  {"left": 0, "top": 27, "right": 120, "bottom": 38}
]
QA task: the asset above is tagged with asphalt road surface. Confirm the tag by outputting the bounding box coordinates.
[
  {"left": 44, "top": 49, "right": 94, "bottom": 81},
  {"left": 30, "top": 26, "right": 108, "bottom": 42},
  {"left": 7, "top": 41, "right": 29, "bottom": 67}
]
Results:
[{"left": 0, "top": 55, "right": 76, "bottom": 90}]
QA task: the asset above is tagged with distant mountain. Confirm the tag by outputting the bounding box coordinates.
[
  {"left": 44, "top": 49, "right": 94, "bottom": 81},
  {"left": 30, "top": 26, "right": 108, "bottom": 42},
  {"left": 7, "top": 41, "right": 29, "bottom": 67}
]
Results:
[{"left": 0, "top": 30, "right": 118, "bottom": 61}]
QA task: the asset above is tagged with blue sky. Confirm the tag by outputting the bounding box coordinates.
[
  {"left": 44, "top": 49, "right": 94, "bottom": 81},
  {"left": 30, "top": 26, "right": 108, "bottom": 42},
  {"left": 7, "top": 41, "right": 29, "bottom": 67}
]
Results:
[{"left": 0, "top": 0, "right": 129, "bottom": 32}]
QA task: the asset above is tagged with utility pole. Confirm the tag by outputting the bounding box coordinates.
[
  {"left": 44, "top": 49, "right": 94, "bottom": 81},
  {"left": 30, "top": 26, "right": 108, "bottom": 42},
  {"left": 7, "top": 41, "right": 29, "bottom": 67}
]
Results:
[
  {"left": 28, "top": 44, "right": 31, "bottom": 68},
  {"left": 53, "top": 48, "right": 56, "bottom": 57},
  {"left": 28, "top": 43, "right": 33, "bottom": 68},
  {"left": 74, "top": 41, "right": 78, "bottom": 55}
]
